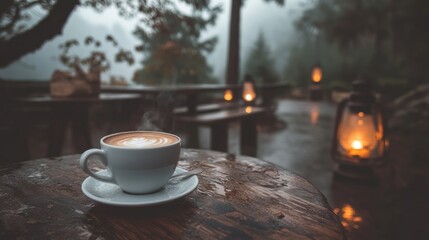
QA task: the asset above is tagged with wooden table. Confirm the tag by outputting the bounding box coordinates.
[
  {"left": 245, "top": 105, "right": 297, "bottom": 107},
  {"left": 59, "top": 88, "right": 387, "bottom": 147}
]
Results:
[
  {"left": 12, "top": 93, "right": 142, "bottom": 157},
  {"left": 0, "top": 149, "right": 346, "bottom": 239}
]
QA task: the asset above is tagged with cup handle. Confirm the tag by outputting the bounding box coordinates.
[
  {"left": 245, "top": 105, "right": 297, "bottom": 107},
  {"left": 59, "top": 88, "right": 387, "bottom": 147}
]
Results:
[{"left": 80, "top": 149, "right": 116, "bottom": 184}]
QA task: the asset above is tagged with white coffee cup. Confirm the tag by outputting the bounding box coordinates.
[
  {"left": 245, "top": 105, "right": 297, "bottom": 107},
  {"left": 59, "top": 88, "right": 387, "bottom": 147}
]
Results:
[{"left": 80, "top": 131, "right": 181, "bottom": 194}]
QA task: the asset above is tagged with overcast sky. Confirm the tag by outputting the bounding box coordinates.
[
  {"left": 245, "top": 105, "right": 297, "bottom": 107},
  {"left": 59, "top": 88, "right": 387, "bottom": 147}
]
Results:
[{"left": 0, "top": 0, "right": 306, "bottom": 83}]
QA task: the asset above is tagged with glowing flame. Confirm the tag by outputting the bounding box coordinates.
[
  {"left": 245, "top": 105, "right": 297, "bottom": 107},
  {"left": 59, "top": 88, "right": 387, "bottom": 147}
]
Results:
[
  {"left": 333, "top": 204, "right": 362, "bottom": 231},
  {"left": 338, "top": 109, "right": 382, "bottom": 159},
  {"left": 224, "top": 89, "right": 233, "bottom": 101},
  {"left": 242, "top": 81, "right": 256, "bottom": 102},
  {"left": 312, "top": 67, "right": 322, "bottom": 83},
  {"left": 245, "top": 106, "right": 252, "bottom": 113},
  {"left": 351, "top": 140, "right": 363, "bottom": 150}
]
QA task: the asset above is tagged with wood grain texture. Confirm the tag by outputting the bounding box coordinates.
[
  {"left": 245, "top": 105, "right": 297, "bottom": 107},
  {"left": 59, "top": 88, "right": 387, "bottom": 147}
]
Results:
[{"left": 0, "top": 149, "right": 346, "bottom": 240}]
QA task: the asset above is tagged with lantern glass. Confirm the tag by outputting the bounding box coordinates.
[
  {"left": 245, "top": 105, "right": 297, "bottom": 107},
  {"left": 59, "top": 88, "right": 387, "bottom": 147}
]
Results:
[
  {"left": 336, "top": 107, "right": 385, "bottom": 162},
  {"left": 242, "top": 81, "right": 256, "bottom": 102},
  {"left": 312, "top": 66, "right": 322, "bottom": 83},
  {"left": 224, "top": 89, "right": 233, "bottom": 101}
]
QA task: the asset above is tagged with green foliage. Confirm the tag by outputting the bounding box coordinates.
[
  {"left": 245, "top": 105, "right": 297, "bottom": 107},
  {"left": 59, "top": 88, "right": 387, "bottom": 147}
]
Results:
[
  {"left": 0, "top": 0, "right": 220, "bottom": 74},
  {"left": 59, "top": 36, "right": 134, "bottom": 74},
  {"left": 285, "top": 0, "right": 429, "bottom": 96},
  {"left": 260, "top": 0, "right": 285, "bottom": 6},
  {"left": 244, "top": 32, "right": 279, "bottom": 85},
  {"left": 328, "top": 81, "right": 349, "bottom": 92},
  {"left": 283, "top": 31, "right": 375, "bottom": 88},
  {"left": 390, "top": 0, "right": 429, "bottom": 84},
  {"left": 0, "top": 0, "right": 56, "bottom": 40},
  {"left": 0, "top": 0, "right": 143, "bottom": 41},
  {"left": 132, "top": 0, "right": 221, "bottom": 85},
  {"left": 297, "top": 0, "right": 390, "bottom": 48}
]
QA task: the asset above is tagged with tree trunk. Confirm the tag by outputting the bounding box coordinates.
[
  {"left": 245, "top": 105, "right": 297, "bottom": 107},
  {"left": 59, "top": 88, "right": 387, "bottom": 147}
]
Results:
[
  {"left": 0, "top": 0, "right": 80, "bottom": 68},
  {"left": 225, "top": 0, "right": 241, "bottom": 85}
]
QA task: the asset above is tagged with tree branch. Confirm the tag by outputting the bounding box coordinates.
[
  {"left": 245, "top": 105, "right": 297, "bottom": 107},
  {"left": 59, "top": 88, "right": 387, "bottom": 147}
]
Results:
[
  {"left": 22, "top": 1, "right": 46, "bottom": 10},
  {"left": 0, "top": 0, "right": 15, "bottom": 18},
  {"left": 0, "top": 0, "right": 80, "bottom": 68},
  {"left": 0, "top": 6, "right": 21, "bottom": 34}
]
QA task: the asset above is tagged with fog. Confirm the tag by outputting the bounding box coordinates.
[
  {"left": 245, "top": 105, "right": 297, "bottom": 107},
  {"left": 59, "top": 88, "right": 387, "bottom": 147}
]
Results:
[{"left": 0, "top": 0, "right": 306, "bottom": 83}]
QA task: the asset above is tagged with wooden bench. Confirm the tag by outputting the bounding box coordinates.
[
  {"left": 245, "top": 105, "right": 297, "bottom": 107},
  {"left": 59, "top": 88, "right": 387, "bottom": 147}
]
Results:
[
  {"left": 174, "top": 102, "right": 241, "bottom": 115},
  {"left": 176, "top": 106, "right": 270, "bottom": 156}
]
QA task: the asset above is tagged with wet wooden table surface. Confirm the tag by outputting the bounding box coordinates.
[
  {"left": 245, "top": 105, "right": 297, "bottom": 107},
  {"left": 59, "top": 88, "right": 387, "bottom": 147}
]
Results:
[{"left": 0, "top": 149, "right": 346, "bottom": 240}]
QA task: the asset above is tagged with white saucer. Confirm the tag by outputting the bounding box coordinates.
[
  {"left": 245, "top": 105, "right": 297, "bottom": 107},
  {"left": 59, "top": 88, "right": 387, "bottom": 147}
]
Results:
[{"left": 81, "top": 167, "right": 199, "bottom": 207}]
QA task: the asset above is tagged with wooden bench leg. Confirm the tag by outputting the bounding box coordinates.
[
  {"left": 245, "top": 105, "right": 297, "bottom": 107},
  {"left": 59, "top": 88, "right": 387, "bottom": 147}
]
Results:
[
  {"left": 211, "top": 124, "right": 228, "bottom": 152},
  {"left": 187, "top": 125, "right": 200, "bottom": 149},
  {"left": 47, "top": 106, "right": 67, "bottom": 157},
  {"left": 71, "top": 104, "right": 92, "bottom": 153},
  {"left": 186, "top": 94, "right": 197, "bottom": 114},
  {"left": 241, "top": 118, "right": 257, "bottom": 157}
]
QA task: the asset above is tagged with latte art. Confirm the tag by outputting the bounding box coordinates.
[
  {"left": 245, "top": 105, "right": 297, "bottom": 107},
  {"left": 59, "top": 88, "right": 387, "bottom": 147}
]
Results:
[
  {"left": 104, "top": 132, "right": 179, "bottom": 148},
  {"left": 118, "top": 136, "right": 174, "bottom": 147}
]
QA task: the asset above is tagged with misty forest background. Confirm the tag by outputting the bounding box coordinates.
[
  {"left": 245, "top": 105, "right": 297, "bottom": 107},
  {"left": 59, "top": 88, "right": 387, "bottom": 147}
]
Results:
[{"left": 1, "top": 0, "right": 428, "bottom": 99}]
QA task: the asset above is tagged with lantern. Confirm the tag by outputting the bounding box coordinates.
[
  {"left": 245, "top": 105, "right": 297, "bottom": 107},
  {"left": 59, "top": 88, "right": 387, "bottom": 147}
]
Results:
[
  {"left": 242, "top": 74, "right": 256, "bottom": 105},
  {"left": 224, "top": 89, "right": 233, "bottom": 101},
  {"left": 310, "top": 64, "right": 324, "bottom": 101},
  {"left": 312, "top": 64, "right": 323, "bottom": 83},
  {"left": 332, "top": 79, "right": 388, "bottom": 180}
]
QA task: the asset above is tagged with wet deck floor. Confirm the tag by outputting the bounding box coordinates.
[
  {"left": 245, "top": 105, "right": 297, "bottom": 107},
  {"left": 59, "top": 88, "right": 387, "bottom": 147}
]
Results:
[{"left": 196, "top": 99, "right": 429, "bottom": 240}]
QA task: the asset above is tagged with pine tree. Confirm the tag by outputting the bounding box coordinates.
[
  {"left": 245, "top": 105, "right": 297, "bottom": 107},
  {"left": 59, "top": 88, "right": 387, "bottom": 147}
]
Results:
[
  {"left": 133, "top": 1, "right": 221, "bottom": 86},
  {"left": 244, "top": 32, "right": 279, "bottom": 85}
]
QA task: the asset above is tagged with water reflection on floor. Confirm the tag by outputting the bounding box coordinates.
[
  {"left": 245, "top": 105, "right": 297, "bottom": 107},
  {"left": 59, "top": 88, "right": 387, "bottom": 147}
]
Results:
[
  {"left": 259, "top": 100, "right": 336, "bottom": 196},
  {"left": 196, "top": 99, "right": 427, "bottom": 240},
  {"left": 253, "top": 100, "right": 369, "bottom": 239}
]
